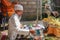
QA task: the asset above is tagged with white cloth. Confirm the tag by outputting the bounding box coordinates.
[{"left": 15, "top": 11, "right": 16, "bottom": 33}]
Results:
[
  {"left": 14, "top": 4, "right": 23, "bottom": 11},
  {"left": 8, "top": 14, "right": 21, "bottom": 40}
]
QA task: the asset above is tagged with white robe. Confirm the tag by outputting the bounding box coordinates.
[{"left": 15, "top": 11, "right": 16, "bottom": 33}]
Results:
[{"left": 8, "top": 14, "right": 21, "bottom": 40}]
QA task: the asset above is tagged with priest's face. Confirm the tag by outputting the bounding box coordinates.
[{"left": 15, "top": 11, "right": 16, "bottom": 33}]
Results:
[{"left": 15, "top": 10, "right": 23, "bottom": 16}]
